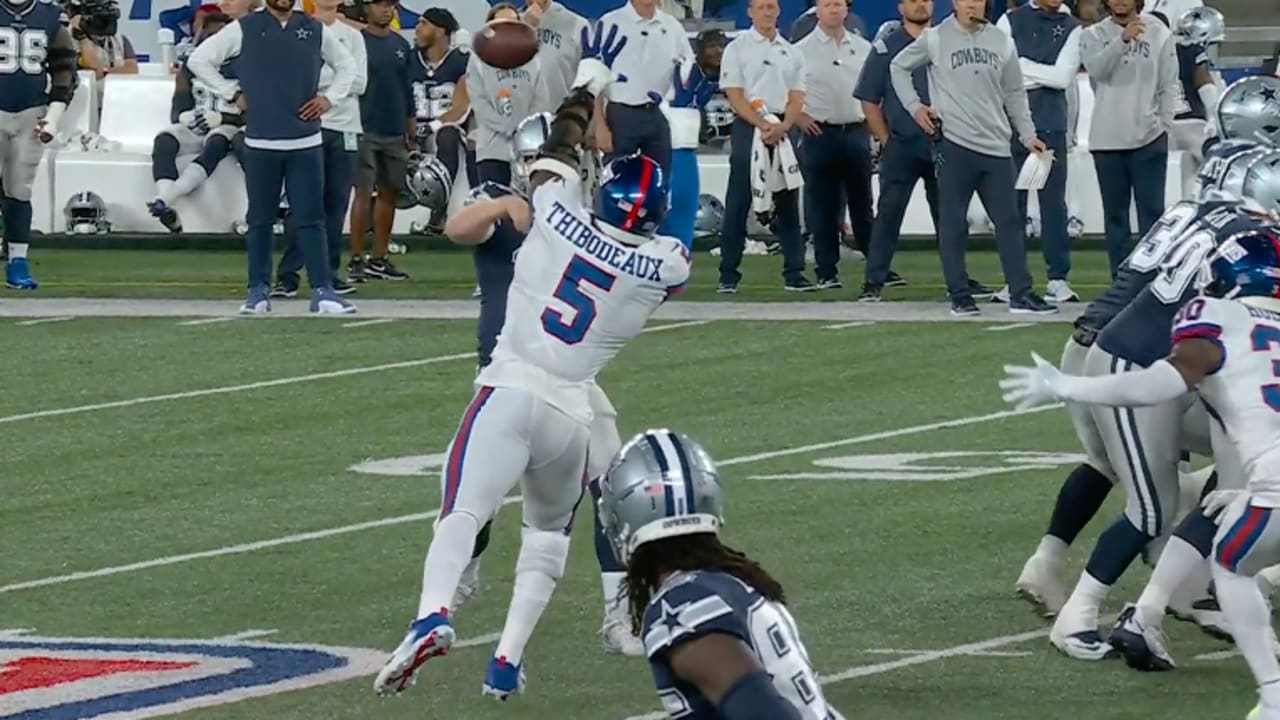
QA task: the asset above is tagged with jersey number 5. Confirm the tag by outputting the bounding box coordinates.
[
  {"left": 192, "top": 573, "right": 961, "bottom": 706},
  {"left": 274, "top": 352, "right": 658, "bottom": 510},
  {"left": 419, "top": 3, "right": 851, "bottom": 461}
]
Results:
[
  {"left": 541, "top": 255, "right": 617, "bottom": 344},
  {"left": 1251, "top": 324, "right": 1280, "bottom": 412},
  {"left": 0, "top": 27, "right": 48, "bottom": 75}
]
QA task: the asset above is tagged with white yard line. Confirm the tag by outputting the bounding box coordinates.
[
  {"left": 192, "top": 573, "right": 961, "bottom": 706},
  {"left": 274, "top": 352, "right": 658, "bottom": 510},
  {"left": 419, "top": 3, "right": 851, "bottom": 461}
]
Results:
[
  {"left": 863, "top": 648, "right": 1032, "bottom": 658},
  {"left": 643, "top": 320, "right": 711, "bottom": 333},
  {"left": 986, "top": 323, "right": 1036, "bottom": 332},
  {"left": 342, "top": 318, "right": 398, "bottom": 329},
  {"left": 213, "top": 629, "right": 278, "bottom": 641},
  {"left": 822, "top": 321, "right": 876, "bottom": 330},
  {"left": 0, "top": 628, "right": 36, "bottom": 636},
  {"left": 178, "top": 317, "right": 237, "bottom": 327},
  {"left": 1194, "top": 649, "right": 1240, "bottom": 661},
  {"left": 16, "top": 316, "right": 74, "bottom": 326}
]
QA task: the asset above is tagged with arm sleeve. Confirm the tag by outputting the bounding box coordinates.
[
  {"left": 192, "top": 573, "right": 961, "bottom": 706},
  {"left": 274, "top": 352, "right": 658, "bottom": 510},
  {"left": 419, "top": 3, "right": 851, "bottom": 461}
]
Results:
[
  {"left": 1079, "top": 26, "right": 1126, "bottom": 80},
  {"left": 1001, "top": 38, "right": 1037, "bottom": 146},
  {"left": 1055, "top": 359, "right": 1192, "bottom": 406},
  {"left": 889, "top": 32, "right": 930, "bottom": 116},
  {"left": 853, "top": 43, "right": 887, "bottom": 103},
  {"left": 320, "top": 24, "right": 357, "bottom": 104},
  {"left": 718, "top": 672, "right": 806, "bottom": 720},
  {"left": 1020, "top": 27, "right": 1082, "bottom": 90},
  {"left": 187, "top": 21, "right": 242, "bottom": 100}
]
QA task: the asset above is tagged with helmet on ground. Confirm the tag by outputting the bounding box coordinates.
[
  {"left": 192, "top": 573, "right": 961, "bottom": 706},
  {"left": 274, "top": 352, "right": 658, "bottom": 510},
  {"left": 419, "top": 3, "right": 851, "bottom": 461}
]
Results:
[
  {"left": 406, "top": 154, "right": 452, "bottom": 216},
  {"left": 1218, "top": 76, "right": 1280, "bottom": 147},
  {"left": 511, "top": 112, "right": 553, "bottom": 191},
  {"left": 1198, "top": 226, "right": 1280, "bottom": 301},
  {"left": 694, "top": 193, "right": 725, "bottom": 236},
  {"left": 594, "top": 153, "right": 668, "bottom": 241},
  {"left": 597, "top": 430, "right": 724, "bottom": 565},
  {"left": 1175, "top": 7, "right": 1225, "bottom": 47},
  {"left": 64, "top": 191, "right": 110, "bottom": 234}
]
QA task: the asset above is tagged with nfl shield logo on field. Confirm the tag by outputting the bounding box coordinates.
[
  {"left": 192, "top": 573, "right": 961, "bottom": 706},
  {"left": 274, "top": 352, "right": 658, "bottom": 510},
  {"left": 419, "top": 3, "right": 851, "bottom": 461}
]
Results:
[{"left": 0, "top": 636, "right": 384, "bottom": 719}]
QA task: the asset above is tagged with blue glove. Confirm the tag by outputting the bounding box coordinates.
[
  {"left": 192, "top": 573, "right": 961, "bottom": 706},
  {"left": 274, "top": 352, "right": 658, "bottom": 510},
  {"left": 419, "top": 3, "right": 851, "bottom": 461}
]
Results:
[
  {"left": 669, "top": 60, "right": 704, "bottom": 109},
  {"left": 580, "top": 22, "right": 628, "bottom": 67}
]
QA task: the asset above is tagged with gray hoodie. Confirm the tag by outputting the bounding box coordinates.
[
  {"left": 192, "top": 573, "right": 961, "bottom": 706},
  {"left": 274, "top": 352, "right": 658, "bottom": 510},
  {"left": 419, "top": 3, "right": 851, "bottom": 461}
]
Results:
[
  {"left": 890, "top": 15, "right": 1036, "bottom": 157},
  {"left": 467, "top": 53, "right": 549, "bottom": 163},
  {"left": 1079, "top": 15, "right": 1178, "bottom": 151},
  {"left": 531, "top": 2, "right": 589, "bottom": 108}
]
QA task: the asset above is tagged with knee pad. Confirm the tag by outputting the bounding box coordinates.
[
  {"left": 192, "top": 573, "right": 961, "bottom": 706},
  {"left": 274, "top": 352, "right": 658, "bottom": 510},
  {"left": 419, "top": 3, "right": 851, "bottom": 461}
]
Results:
[
  {"left": 152, "top": 132, "right": 181, "bottom": 179},
  {"left": 516, "top": 527, "right": 571, "bottom": 582},
  {"left": 195, "top": 133, "right": 232, "bottom": 175}
]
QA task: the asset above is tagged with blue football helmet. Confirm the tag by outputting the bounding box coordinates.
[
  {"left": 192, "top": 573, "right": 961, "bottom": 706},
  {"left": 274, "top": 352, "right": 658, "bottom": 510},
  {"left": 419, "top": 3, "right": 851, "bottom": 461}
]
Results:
[
  {"left": 1199, "top": 227, "right": 1280, "bottom": 301},
  {"left": 594, "top": 153, "right": 668, "bottom": 240}
]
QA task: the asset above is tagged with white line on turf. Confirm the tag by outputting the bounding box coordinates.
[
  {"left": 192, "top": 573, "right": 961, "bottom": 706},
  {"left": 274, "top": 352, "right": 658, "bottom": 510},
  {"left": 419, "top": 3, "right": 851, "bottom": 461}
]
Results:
[
  {"left": 863, "top": 648, "right": 1032, "bottom": 658},
  {"left": 16, "top": 316, "right": 73, "bottom": 326},
  {"left": 822, "top": 321, "right": 875, "bottom": 330},
  {"left": 1194, "top": 649, "right": 1241, "bottom": 661},
  {"left": 0, "top": 628, "right": 36, "bottom": 636},
  {"left": 986, "top": 322, "right": 1035, "bottom": 332},
  {"left": 213, "top": 629, "right": 278, "bottom": 641},
  {"left": 178, "top": 317, "right": 237, "bottom": 326},
  {"left": 342, "top": 318, "right": 398, "bottom": 329},
  {"left": 0, "top": 320, "right": 709, "bottom": 427}
]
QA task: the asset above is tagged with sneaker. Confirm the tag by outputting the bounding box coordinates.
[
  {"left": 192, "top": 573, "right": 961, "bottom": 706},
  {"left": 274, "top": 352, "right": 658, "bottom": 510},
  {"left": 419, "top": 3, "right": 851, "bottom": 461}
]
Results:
[
  {"left": 347, "top": 255, "right": 368, "bottom": 283},
  {"left": 601, "top": 617, "right": 645, "bottom": 657},
  {"left": 1009, "top": 292, "right": 1058, "bottom": 315},
  {"left": 987, "top": 284, "right": 1009, "bottom": 303},
  {"left": 784, "top": 277, "right": 817, "bottom": 292},
  {"left": 1109, "top": 604, "right": 1175, "bottom": 671},
  {"left": 332, "top": 278, "right": 357, "bottom": 296},
  {"left": 482, "top": 655, "right": 527, "bottom": 701},
  {"left": 857, "top": 284, "right": 883, "bottom": 303},
  {"left": 950, "top": 296, "right": 980, "bottom": 316},
  {"left": 885, "top": 270, "right": 907, "bottom": 288},
  {"left": 366, "top": 257, "right": 409, "bottom": 280},
  {"left": 1046, "top": 279, "right": 1080, "bottom": 303},
  {"left": 270, "top": 281, "right": 298, "bottom": 299},
  {"left": 239, "top": 285, "right": 271, "bottom": 315},
  {"left": 146, "top": 198, "right": 183, "bottom": 234},
  {"left": 716, "top": 282, "right": 738, "bottom": 295},
  {"left": 310, "top": 287, "right": 357, "bottom": 314},
  {"left": 816, "top": 277, "right": 843, "bottom": 290},
  {"left": 373, "top": 613, "right": 455, "bottom": 695},
  {"left": 5, "top": 258, "right": 38, "bottom": 290}
]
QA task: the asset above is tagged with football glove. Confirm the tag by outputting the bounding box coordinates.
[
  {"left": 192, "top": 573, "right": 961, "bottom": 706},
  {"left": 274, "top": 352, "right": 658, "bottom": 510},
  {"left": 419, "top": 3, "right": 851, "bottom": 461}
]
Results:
[{"left": 999, "top": 352, "right": 1064, "bottom": 411}]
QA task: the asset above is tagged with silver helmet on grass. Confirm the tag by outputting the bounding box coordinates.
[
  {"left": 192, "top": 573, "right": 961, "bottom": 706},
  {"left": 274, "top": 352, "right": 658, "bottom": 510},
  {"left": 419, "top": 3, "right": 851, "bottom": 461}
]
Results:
[
  {"left": 597, "top": 430, "right": 724, "bottom": 565},
  {"left": 1217, "top": 76, "right": 1280, "bottom": 148},
  {"left": 406, "top": 154, "right": 453, "bottom": 216},
  {"left": 694, "top": 193, "right": 725, "bottom": 236}
]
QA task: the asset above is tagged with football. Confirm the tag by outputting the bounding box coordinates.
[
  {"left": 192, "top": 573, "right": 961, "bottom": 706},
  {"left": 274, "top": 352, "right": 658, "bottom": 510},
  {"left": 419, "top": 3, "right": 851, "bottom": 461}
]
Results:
[{"left": 472, "top": 19, "right": 540, "bottom": 70}]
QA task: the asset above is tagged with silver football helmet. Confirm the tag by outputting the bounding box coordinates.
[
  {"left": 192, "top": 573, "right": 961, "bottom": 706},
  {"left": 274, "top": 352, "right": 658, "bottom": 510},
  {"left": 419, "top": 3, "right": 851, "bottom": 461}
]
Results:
[
  {"left": 874, "top": 19, "right": 902, "bottom": 43},
  {"left": 64, "top": 191, "right": 110, "bottom": 234},
  {"left": 406, "top": 154, "right": 452, "bottom": 216},
  {"left": 1239, "top": 150, "right": 1280, "bottom": 218},
  {"left": 1215, "top": 146, "right": 1270, "bottom": 200},
  {"left": 511, "top": 111, "right": 553, "bottom": 192},
  {"left": 1175, "top": 7, "right": 1225, "bottom": 50},
  {"left": 694, "top": 193, "right": 725, "bottom": 236},
  {"left": 1218, "top": 76, "right": 1280, "bottom": 148},
  {"left": 597, "top": 430, "right": 724, "bottom": 565},
  {"left": 701, "top": 93, "right": 734, "bottom": 145}
]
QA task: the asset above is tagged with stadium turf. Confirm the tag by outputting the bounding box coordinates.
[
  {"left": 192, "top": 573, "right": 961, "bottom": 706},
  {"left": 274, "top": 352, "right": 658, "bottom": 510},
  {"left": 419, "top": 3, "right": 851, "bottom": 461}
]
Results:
[{"left": 0, "top": 249, "right": 1257, "bottom": 720}]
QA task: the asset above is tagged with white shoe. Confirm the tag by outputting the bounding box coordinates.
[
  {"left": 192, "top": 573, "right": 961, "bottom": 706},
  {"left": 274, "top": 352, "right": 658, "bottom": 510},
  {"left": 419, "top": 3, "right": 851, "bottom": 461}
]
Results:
[
  {"left": 451, "top": 558, "right": 481, "bottom": 613},
  {"left": 1045, "top": 279, "right": 1080, "bottom": 303},
  {"left": 1015, "top": 553, "right": 1067, "bottom": 618},
  {"left": 992, "top": 285, "right": 1011, "bottom": 304},
  {"left": 601, "top": 617, "right": 645, "bottom": 657},
  {"left": 1050, "top": 602, "right": 1118, "bottom": 661}
]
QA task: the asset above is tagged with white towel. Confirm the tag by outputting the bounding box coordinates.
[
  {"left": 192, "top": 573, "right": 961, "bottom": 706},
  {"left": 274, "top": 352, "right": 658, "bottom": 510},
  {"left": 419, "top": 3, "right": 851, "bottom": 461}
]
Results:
[
  {"left": 749, "top": 112, "right": 804, "bottom": 217},
  {"left": 1015, "top": 151, "right": 1054, "bottom": 191}
]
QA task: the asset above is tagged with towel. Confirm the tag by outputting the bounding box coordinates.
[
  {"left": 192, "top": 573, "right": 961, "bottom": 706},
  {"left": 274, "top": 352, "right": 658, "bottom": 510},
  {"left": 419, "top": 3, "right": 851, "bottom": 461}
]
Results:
[
  {"left": 749, "top": 111, "right": 804, "bottom": 217},
  {"left": 1015, "top": 150, "right": 1054, "bottom": 192}
]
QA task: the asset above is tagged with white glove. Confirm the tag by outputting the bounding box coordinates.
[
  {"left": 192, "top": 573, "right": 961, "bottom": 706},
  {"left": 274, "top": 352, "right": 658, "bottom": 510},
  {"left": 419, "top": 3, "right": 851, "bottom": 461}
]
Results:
[
  {"left": 571, "top": 57, "right": 612, "bottom": 98},
  {"left": 1201, "top": 489, "right": 1246, "bottom": 518},
  {"left": 999, "top": 352, "right": 1065, "bottom": 411}
]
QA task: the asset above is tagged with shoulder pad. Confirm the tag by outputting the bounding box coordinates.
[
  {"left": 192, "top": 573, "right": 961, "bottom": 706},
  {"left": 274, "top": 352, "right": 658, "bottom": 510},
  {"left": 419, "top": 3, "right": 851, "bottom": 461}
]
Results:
[
  {"left": 873, "top": 38, "right": 888, "bottom": 54},
  {"left": 642, "top": 571, "right": 746, "bottom": 659}
]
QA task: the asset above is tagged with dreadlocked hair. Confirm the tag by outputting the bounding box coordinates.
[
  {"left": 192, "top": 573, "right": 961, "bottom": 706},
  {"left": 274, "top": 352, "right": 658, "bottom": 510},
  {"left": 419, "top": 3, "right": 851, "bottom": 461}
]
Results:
[{"left": 622, "top": 533, "right": 786, "bottom": 636}]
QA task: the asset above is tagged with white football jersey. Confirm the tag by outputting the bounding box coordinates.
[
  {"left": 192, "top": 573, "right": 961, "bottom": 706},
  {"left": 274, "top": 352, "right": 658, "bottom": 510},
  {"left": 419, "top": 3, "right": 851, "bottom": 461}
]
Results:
[
  {"left": 1173, "top": 296, "right": 1280, "bottom": 504},
  {"left": 477, "top": 175, "right": 691, "bottom": 424}
]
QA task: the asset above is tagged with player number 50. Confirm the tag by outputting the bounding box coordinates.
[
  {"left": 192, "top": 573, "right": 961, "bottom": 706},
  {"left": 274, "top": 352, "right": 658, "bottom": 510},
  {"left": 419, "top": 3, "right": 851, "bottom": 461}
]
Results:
[{"left": 0, "top": 27, "right": 48, "bottom": 75}]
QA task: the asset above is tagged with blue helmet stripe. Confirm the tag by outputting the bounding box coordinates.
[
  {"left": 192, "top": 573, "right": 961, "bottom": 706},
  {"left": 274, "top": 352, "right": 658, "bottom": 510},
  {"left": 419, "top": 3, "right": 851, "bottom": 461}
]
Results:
[
  {"left": 667, "top": 432, "right": 696, "bottom": 514},
  {"left": 644, "top": 432, "right": 677, "bottom": 516}
]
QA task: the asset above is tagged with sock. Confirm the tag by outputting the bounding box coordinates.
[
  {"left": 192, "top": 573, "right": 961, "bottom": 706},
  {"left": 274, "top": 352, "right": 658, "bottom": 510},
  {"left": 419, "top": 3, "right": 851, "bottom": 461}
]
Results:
[
  {"left": 7, "top": 242, "right": 27, "bottom": 260},
  {"left": 416, "top": 512, "right": 479, "bottom": 619},
  {"left": 1136, "top": 535, "right": 1206, "bottom": 622},
  {"left": 1084, "top": 516, "right": 1151, "bottom": 586},
  {"left": 601, "top": 571, "right": 627, "bottom": 614},
  {"left": 154, "top": 179, "right": 176, "bottom": 203},
  {"left": 1213, "top": 564, "right": 1280, "bottom": 697},
  {"left": 2, "top": 196, "right": 32, "bottom": 246},
  {"left": 1036, "top": 535, "right": 1069, "bottom": 569},
  {"left": 493, "top": 528, "right": 569, "bottom": 666},
  {"left": 171, "top": 164, "right": 208, "bottom": 201},
  {"left": 1046, "top": 464, "right": 1114, "bottom": 545}
]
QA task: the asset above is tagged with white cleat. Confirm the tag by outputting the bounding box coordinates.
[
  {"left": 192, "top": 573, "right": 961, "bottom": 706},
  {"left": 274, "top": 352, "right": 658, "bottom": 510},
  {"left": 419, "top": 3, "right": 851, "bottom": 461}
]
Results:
[
  {"left": 601, "top": 618, "right": 645, "bottom": 657},
  {"left": 1050, "top": 604, "right": 1119, "bottom": 661},
  {"left": 373, "top": 613, "right": 455, "bottom": 696},
  {"left": 451, "top": 558, "right": 481, "bottom": 614},
  {"left": 1015, "top": 554, "right": 1067, "bottom": 618}
]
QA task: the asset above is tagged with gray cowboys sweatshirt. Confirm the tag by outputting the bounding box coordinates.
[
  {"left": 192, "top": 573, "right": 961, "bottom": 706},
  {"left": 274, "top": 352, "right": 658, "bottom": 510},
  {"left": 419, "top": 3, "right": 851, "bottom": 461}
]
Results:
[
  {"left": 1079, "top": 15, "right": 1179, "bottom": 151},
  {"left": 890, "top": 15, "right": 1037, "bottom": 157}
]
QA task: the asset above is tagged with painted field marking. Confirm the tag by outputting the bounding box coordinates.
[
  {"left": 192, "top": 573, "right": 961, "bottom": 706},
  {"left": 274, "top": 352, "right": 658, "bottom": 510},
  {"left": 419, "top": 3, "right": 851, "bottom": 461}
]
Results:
[
  {"left": 863, "top": 648, "right": 1033, "bottom": 658},
  {"left": 0, "top": 628, "right": 36, "bottom": 636},
  {"left": 214, "top": 629, "right": 279, "bottom": 641},
  {"left": 342, "top": 318, "right": 398, "bottom": 329},
  {"left": 16, "top": 316, "right": 73, "bottom": 326},
  {"left": 986, "top": 323, "right": 1035, "bottom": 332},
  {"left": 642, "top": 320, "right": 711, "bottom": 333},
  {"left": 822, "top": 321, "right": 875, "bottom": 330},
  {"left": 1194, "top": 649, "right": 1241, "bottom": 661},
  {"left": 179, "top": 317, "right": 237, "bottom": 327}
]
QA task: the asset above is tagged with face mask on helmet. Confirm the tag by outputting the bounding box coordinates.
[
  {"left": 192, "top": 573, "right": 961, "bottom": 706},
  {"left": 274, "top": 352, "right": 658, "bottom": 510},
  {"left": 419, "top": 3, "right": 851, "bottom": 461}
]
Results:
[
  {"left": 64, "top": 191, "right": 111, "bottom": 234},
  {"left": 406, "top": 155, "right": 452, "bottom": 217}
]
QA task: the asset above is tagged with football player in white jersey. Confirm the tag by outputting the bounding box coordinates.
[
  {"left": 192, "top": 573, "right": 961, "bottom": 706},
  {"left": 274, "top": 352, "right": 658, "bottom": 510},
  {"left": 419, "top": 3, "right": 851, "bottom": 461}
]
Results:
[
  {"left": 373, "top": 23, "right": 691, "bottom": 701},
  {"left": 599, "top": 430, "right": 844, "bottom": 720}
]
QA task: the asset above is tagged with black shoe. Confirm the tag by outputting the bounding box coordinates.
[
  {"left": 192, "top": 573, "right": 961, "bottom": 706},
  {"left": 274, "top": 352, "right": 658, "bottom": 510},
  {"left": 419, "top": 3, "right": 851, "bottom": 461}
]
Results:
[
  {"left": 270, "top": 281, "right": 298, "bottom": 298},
  {"left": 716, "top": 282, "right": 739, "bottom": 295},
  {"left": 857, "top": 284, "right": 882, "bottom": 303},
  {"left": 332, "top": 278, "right": 357, "bottom": 295},
  {"left": 366, "top": 257, "right": 409, "bottom": 280},
  {"left": 784, "top": 277, "right": 817, "bottom": 292},
  {"left": 347, "top": 255, "right": 368, "bottom": 283},
  {"left": 1009, "top": 292, "right": 1058, "bottom": 315},
  {"left": 885, "top": 271, "right": 907, "bottom": 288},
  {"left": 968, "top": 279, "right": 996, "bottom": 300},
  {"left": 816, "top": 277, "right": 843, "bottom": 290},
  {"left": 950, "top": 296, "right": 980, "bottom": 316}
]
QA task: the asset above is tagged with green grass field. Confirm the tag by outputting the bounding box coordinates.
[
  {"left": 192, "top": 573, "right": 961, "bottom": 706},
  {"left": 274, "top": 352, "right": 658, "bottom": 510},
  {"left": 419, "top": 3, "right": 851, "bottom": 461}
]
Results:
[{"left": 0, "top": 249, "right": 1259, "bottom": 720}]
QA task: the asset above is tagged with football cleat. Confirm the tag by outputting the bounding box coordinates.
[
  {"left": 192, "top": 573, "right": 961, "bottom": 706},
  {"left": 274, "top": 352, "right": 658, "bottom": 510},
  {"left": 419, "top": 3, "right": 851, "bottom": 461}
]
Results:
[
  {"left": 373, "top": 612, "right": 455, "bottom": 695},
  {"left": 1050, "top": 603, "right": 1119, "bottom": 661},
  {"left": 1168, "top": 596, "right": 1233, "bottom": 643},
  {"left": 310, "top": 287, "right": 357, "bottom": 315},
  {"left": 1109, "top": 604, "right": 1175, "bottom": 671},
  {"left": 601, "top": 617, "right": 645, "bottom": 657},
  {"left": 5, "top": 258, "right": 38, "bottom": 290},
  {"left": 1015, "top": 553, "right": 1067, "bottom": 618},
  {"left": 239, "top": 285, "right": 271, "bottom": 315},
  {"left": 481, "top": 655, "right": 526, "bottom": 701},
  {"left": 146, "top": 198, "right": 183, "bottom": 234}
]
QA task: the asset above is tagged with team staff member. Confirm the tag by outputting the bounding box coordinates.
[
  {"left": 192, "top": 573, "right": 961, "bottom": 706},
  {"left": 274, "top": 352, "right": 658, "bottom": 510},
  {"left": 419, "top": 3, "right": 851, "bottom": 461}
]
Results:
[
  {"left": 794, "top": 0, "right": 873, "bottom": 289},
  {"left": 891, "top": 0, "right": 1056, "bottom": 316},
  {"left": 716, "top": 0, "right": 810, "bottom": 292},
  {"left": 523, "top": 0, "right": 588, "bottom": 108},
  {"left": 1080, "top": 0, "right": 1178, "bottom": 275},
  {"left": 855, "top": 0, "right": 940, "bottom": 301},
  {"left": 998, "top": 0, "right": 1082, "bottom": 304},
  {"left": 596, "top": 0, "right": 693, "bottom": 173},
  {"left": 467, "top": 3, "right": 547, "bottom": 186},
  {"left": 790, "top": 0, "right": 867, "bottom": 40}
]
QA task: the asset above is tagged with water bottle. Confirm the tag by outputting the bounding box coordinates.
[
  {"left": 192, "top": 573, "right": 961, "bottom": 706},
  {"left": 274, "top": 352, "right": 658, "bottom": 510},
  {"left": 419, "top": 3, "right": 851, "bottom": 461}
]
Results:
[{"left": 157, "top": 28, "right": 176, "bottom": 70}]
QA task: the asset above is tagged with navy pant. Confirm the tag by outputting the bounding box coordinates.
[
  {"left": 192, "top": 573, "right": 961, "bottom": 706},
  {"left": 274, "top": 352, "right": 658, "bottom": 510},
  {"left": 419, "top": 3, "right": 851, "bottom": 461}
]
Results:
[
  {"left": 936, "top": 138, "right": 1032, "bottom": 302},
  {"left": 718, "top": 119, "right": 805, "bottom": 286},
  {"left": 278, "top": 129, "right": 356, "bottom": 285},
  {"left": 1092, "top": 133, "right": 1168, "bottom": 276},
  {"left": 477, "top": 159, "right": 511, "bottom": 187},
  {"left": 474, "top": 254, "right": 513, "bottom": 368},
  {"left": 1013, "top": 129, "right": 1070, "bottom": 281},
  {"left": 800, "top": 122, "right": 874, "bottom": 281},
  {"left": 604, "top": 102, "right": 672, "bottom": 173},
  {"left": 865, "top": 134, "right": 938, "bottom": 287},
  {"left": 244, "top": 144, "right": 329, "bottom": 290}
]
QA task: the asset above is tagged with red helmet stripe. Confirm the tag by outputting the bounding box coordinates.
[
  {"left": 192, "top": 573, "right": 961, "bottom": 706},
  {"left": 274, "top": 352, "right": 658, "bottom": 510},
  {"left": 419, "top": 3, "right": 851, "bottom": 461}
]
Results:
[{"left": 620, "top": 158, "right": 653, "bottom": 232}]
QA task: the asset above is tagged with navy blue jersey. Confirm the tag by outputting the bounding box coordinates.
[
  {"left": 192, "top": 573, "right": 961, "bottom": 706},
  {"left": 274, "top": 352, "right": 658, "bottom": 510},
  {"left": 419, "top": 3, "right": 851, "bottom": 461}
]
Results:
[
  {"left": 469, "top": 182, "right": 526, "bottom": 368},
  {"left": 0, "top": 1, "right": 71, "bottom": 112},
  {"left": 1175, "top": 42, "right": 1209, "bottom": 121},
  {"left": 1005, "top": 5, "right": 1078, "bottom": 134},
  {"left": 408, "top": 46, "right": 468, "bottom": 122},
  {"left": 1098, "top": 200, "right": 1265, "bottom": 366},
  {"left": 642, "top": 570, "right": 838, "bottom": 720},
  {"left": 854, "top": 28, "right": 930, "bottom": 142}
]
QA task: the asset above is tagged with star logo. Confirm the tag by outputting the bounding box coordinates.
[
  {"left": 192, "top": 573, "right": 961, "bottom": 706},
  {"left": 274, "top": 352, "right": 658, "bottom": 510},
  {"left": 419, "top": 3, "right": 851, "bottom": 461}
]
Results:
[
  {"left": 1052, "top": 25, "right": 1065, "bottom": 39},
  {"left": 396, "top": 49, "right": 405, "bottom": 60},
  {"left": 1261, "top": 87, "right": 1278, "bottom": 104},
  {"left": 657, "top": 601, "right": 686, "bottom": 634},
  {"left": 296, "top": 27, "right": 311, "bottom": 40}
]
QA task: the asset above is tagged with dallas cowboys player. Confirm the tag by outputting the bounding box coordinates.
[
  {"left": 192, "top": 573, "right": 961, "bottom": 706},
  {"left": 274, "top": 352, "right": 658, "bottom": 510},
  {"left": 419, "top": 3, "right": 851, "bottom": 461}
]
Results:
[
  {"left": 1004, "top": 154, "right": 1280, "bottom": 666},
  {"left": 0, "top": 0, "right": 76, "bottom": 290},
  {"left": 373, "top": 23, "right": 691, "bottom": 700},
  {"left": 1196, "top": 75, "right": 1280, "bottom": 197},
  {"left": 598, "top": 430, "right": 843, "bottom": 720}
]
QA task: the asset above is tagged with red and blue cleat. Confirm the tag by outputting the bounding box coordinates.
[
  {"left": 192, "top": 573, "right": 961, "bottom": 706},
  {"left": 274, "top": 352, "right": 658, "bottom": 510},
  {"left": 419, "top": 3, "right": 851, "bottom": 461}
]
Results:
[{"left": 373, "top": 612, "right": 455, "bottom": 696}]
